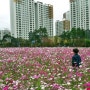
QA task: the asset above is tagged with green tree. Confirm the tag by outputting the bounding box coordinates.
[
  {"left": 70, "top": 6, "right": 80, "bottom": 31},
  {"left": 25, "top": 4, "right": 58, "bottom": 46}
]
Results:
[
  {"left": 59, "top": 27, "right": 86, "bottom": 47},
  {"left": 2, "top": 34, "right": 20, "bottom": 47},
  {"left": 29, "top": 27, "right": 48, "bottom": 47}
]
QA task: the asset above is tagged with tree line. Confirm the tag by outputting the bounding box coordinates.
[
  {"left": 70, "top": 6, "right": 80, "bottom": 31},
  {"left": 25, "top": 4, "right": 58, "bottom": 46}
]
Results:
[
  {"left": 0, "top": 27, "right": 55, "bottom": 47},
  {"left": 59, "top": 28, "right": 90, "bottom": 47},
  {"left": 0, "top": 27, "right": 90, "bottom": 47}
]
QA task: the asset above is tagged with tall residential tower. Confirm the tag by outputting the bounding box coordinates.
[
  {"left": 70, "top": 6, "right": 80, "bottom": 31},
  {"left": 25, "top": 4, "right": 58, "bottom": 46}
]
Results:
[
  {"left": 70, "top": 0, "right": 90, "bottom": 30},
  {"left": 10, "top": 0, "right": 53, "bottom": 39},
  {"left": 55, "top": 20, "right": 63, "bottom": 36},
  {"left": 63, "top": 11, "right": 70, "bottom": 31},
  {"left": 35, "top": 2, "right": 53, "bottom": 36},
  {"left": 10, "top": 0, "right": 35, "bottom": 39}
]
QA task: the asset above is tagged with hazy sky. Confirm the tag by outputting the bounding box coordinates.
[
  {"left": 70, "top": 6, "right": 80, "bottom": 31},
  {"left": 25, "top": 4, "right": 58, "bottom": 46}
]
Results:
[{"left": 0, "top": 0, "right": 69, "bottom": 30}]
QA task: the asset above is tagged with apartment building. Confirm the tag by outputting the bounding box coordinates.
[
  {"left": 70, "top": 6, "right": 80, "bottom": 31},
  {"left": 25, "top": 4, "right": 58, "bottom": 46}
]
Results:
[
  {"left": 10, "top": 0, "right": 35, "bottom": 39},
  {"left": 35, "top": 2, "right": 44, "bottom": 30},
  {"left": 63, "top": 11, "right": 70, "bottom": 21},
  {"left": 63, "top": 20, "right": 70, "bottom": 31},
  {"left": 55, "top": 20, "right": 63, "bottom": 36},
  {"left": 70, "top": 0, "right": 90, "bottom": 30},
  {"left": 63, "top": 11, "right": 70, "bottom": 31},
  {"left": 10, "top": 0, "right": 53, "bottom": 39}
]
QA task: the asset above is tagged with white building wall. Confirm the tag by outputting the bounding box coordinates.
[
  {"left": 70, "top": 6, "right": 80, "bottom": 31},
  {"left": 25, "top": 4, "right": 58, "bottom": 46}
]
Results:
[
  {"left": 49, "top": 18, "right": 53, "bottom": 36},
  {"left": 10, "top": 0, "right": 17, "bottom": 38},
  {"left": 70, "top": 1, "right": 77, "bottom": 28},
  {"left": 21, "top": 0, "right": 35, "bottom": 39},
  {"left": 43, "top": 4, "right": 49, "bottom": 31},
  {"left": 35, "top": 2, "right": 44, "bottom": 29},
  {"left": 65, "top": 11, "right": 70, "bottom": 21},
  {"left": 89, "top": 0, "right": 90, "bottom": 30}
]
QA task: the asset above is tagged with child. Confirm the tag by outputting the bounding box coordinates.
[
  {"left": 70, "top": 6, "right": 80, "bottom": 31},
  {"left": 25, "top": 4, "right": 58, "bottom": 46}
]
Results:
[{"left": 72, "top": 48, "right": 81, "bottom": 68}]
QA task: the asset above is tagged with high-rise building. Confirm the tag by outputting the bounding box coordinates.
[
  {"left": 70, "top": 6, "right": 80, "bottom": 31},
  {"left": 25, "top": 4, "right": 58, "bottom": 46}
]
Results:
[
  {"left": 70, "top": 0, "right": 90, "bottom": 30},
  {"left": 47, "top": 4, "right": 53, "bottom": 36},
  {"left": 35, "top": 2, "right": 53, "bottom": 36},
  {"left": 63, "top": 11, "right": 70, "bottom": 21},
  {"left": 63, "top": 20, "right": 70, "bottom": 31},
  {"left": 63, "top": 11, "right": 70, "bottom": 31},
  {"left": 55, "top": 20, "right": 63, "bottom": 36},
  {"left": 43, "top": 4, "right": 53, "bottom": 36},
  {"left": 10, "top": 0, "right": 35, "bottom": 39},
  {"left": 35, "top": 2, "right": 44, "bottom": 29},
  {"left": 10, "top": 0, "right": 53, "bottom": 39}
]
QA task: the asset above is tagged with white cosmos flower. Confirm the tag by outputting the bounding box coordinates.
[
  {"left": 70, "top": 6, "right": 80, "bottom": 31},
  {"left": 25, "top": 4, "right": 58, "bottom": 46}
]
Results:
[
  {"left": 47, "top": 69, "right": 49, "bottom": 71},
  {"left": 67, "top": 82, "right": 71, "bottom": 85},
  {"left": 78, "top": 85, "right": 81, "bottom": 87},
  {"left": 74, "top": 75, "right": 76, "bottom": 77},
  {"left": 78, "top": 77, "right": 81, "bottom": 81},
  {"left": 62, "top": 76, "right": 65, "bottom": 79},
  {"left": 69, "top": 69, "right": 72, "bottom": 71},
  {"left": 79, "top": 65, "right": 82, "bottom": 68},
  {"left": 57, "top": 73, "right": 61, "bottom": 76},
  {"left": 30, "top": 87, "right": 35, "bottom": 90},
  {"left": 73, "top": 78, "right": 76, "bottom": 81},
  {"left": 41, "top": 85, "right": 45, "bottom": 89}
]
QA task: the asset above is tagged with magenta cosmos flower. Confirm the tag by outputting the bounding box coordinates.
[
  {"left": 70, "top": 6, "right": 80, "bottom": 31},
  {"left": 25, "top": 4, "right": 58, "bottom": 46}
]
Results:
[
  {"left": 86, "top": 87, "right": 90, "bottom": 90},
  {"left": 84, "top": 82, "right": 90, "bottom": 87},
  {"left": 3, "top": 85, "right": 9, "bottom": 90}
]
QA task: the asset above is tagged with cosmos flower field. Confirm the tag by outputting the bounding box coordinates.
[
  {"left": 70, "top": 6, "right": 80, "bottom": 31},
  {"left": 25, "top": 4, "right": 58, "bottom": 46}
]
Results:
[{"left": 0, "top": 47, "right": 90, "bottom": 90}]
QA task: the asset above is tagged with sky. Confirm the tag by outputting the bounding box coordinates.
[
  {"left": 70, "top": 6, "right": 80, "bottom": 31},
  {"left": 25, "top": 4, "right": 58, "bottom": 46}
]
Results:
[{"left": 0, "top": 0, "right": 69, "bottom": 30}]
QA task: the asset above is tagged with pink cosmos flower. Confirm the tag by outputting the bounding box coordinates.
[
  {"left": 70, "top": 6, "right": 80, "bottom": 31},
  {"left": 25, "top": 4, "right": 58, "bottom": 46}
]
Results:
[
  {"left": 52, "top": 83, "right": 61, "bottom": 89},
  {"left": 68, "top": 73, "right": 73, "bottom": 78},
  {"left": 87, "top": 69, "right": 90, "bottom": 73},
  {"left": 6, "top": 78, "right": 13, "bottom": 83},
  {"left": 39, "top": 70, "right": 47, "bottom": 76},
  {"left": 7, "top": 59, "right": 13, "bottom": 63},
  {"left": 33, "top": 74, "right": 41, "bottom": 79},
  {"left": 20, "top": 75, "right": 28, "bottom": 80},
  {"left": 13, "top": 85, "right": 18, "bottom": 90},
  {"left": 62, "top": 67, "right": 67, "bottom": 71},
  {"left": 76, "top": 72, "right": 83, "bottom": 77},
  {"left": 0, "top": 71, "right": 3, "bottom": 75}
]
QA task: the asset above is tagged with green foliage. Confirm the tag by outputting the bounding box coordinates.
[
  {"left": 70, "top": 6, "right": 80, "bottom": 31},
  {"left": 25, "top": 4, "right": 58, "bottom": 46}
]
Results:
[
  {"left": 59, "top": 28, "right": 90, "bottom": 47},
  {"left": 29, "top": 27, "right": 48, "bottom": 47},
  {"left": 1, "top": 27, "right": 90, "bottom": 47},
  {"left": 0, "top": 27, "right": 55, "bottom": 47},
  {"left": 85, "top": 39, "right": 90, "bottom": 47},
  {"left": 56, "top": 78, "right": 64, "bottom": 84}
]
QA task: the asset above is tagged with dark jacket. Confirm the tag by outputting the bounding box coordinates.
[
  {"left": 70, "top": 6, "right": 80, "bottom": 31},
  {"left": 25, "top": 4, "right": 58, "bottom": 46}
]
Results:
[{"left": 72, "top": 54, "right": 81, "bottom": 66}]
